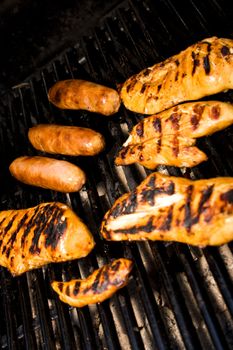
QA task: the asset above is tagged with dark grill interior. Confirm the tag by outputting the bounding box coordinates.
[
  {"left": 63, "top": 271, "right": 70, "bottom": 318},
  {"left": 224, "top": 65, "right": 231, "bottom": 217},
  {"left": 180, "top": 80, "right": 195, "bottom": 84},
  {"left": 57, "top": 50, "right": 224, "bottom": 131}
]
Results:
[{"left": 0, "top": 0, "right": 233, "bottom": 349}]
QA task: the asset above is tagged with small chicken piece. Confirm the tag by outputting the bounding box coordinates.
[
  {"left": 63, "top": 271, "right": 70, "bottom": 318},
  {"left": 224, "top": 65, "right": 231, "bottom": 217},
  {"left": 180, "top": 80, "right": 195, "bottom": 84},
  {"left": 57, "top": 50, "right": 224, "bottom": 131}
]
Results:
[
  {"left": 115, "top": 101, "right": 233, "bottom": 168},
  {"left": 120, "top": 37, "right": 233, "bottom": 115},
  {"left": 101, "top": 172, "right": 233, "bottom": 247},
  {"left": 0, "top": 202, "right": 95, "bottom": 276},
  {"left": 51, "top": 258, "right": 133, "bottom": 307}
]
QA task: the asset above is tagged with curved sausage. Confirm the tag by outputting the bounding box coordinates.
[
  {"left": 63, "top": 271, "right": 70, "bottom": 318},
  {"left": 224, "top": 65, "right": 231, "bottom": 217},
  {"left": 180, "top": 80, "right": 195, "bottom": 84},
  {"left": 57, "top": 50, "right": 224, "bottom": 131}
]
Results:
[
  {"left": 48, "top": 79, "right": 121, "bottom": 116},
  {"left": 28, "top": 124, "right": 105, "bottom": 156},
  {"left": 51, "top": 258, "right": 133, "bottom": 307},
  {"left": 9, "top": 156, "right": 86, "bottom": 192}
]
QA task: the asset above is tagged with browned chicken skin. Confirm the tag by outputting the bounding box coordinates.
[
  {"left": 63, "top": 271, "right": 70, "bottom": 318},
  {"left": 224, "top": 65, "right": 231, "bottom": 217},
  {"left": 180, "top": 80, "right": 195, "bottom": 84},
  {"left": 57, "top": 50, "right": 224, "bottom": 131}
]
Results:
[
  {"left": 28, "top": 124, "right": 105, "bottom": 156},
  {"left": 48, "top": 79, "right": 121, "bottom": 116},
  {"left": 115, "top": 101, "right": 233, "bottom": 168},
  {"left": 120, "top": 37, "right": 233, "bottom": 114},
  {"left": 0, "top": 202, "right": 95, "bottom": 276},
  {"left": 51, "top": 258, "right": 133, "bottom": 307},
  {"left": 101, "top": 173, "right": 233, "bottom": 247}
]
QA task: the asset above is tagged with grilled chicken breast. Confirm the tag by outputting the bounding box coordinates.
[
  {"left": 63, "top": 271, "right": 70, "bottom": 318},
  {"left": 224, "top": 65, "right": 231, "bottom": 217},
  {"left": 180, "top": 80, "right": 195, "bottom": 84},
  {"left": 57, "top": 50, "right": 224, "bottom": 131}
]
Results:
[
  {"left": 51, "top": 258, "right": 133, "bottom": 307},
  {"left": 115, "top": 101, "right": 233, "bottom": 168},
  {"left": 0, "top": 202, "right": 95, "bottom": 276},
  {"left": 101, "top": 173, "right": 233, "bottom": 246},
  {"left": 120, "top": 37, "right": 233, "bottom": 115}
]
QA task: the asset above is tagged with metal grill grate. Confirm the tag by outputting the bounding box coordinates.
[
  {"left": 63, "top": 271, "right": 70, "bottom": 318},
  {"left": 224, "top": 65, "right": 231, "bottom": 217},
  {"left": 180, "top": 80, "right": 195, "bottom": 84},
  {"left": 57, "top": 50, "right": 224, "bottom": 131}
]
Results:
[{"left": 0, "top": 0, "right": 232, "bottom": 349}]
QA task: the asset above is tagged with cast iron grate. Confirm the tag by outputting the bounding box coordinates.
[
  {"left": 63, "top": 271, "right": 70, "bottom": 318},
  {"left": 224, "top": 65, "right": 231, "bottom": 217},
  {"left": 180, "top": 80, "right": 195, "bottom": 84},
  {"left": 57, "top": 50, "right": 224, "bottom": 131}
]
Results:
[{"left": 0, "top": 0, "right": 232, "bottom": 349}]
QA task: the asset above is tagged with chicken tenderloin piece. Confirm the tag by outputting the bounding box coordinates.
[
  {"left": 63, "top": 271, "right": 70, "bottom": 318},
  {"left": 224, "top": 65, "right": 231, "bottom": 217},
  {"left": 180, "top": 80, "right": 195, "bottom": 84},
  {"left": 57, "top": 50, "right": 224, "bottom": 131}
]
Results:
[
  {"left": 0, "top": 202, "right": 95, "bottom": 276},
  {"left": 51, "top": 258, "right": 133, "bottom": 307},
  {"left": 115, "top": 101, "right": 233, "bottom": 168},
  {"left": 9, "top": 156, "right": 86, "bottom": 192},
  {"left": 28, "top": 124, "right": 105, "bottom": 156},
  {"left": 48, "top": 79, "right": 121, "bottom": 116},
  {"left": 101, "top": 172, "right": 233, "bottom": 246},
  {"left": 120, "top": 37, "right": 233, "bottom": 114}
]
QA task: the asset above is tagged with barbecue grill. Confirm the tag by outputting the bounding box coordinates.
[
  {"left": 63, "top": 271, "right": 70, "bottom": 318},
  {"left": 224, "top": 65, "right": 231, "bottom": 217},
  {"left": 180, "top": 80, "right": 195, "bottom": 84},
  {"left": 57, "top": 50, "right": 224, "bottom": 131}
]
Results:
[{"left": 0, "top": 0, "right": 233, "bottom": 349}]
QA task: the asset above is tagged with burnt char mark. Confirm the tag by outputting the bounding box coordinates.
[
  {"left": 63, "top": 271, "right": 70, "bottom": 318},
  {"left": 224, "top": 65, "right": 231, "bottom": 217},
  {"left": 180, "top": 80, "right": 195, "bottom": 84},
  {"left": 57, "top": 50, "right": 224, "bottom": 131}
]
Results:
[
  {"left": 122, "top": 191, "right": 138, "bottom": 215},
  {"left": 221, "top": 45, "right": 230, "bottom": 57},
  {"left": 111, "top": 260, "right": 121, "bottom": 272},
  {"left": 126, "top": 79, "right": 137, "bottom": 94},
  {"left": 175, "top": 72, "right": 179, "bottom": 81},
  {"left": 153, "top": 118, "right": 162, "bottom": 133},
  {"left": 44, "top": 206, "right": 67, "bottom": 250},
  {"left": 159, "top": 206, "right": 174, "bottom": 231},
  {"left": 157, "top": 84, "right": 162, "bottom": 92},
  {"left": 140, "top": 85, "right": 146, "bottom": 94},
  {"left": 221, "top": 189, "right": 233, "bottom": 204},
  {"left": 21, "top": 205, "right": 41, "bottom": 247},
  {"left": 141, "top": 175, "right": 175, "bottom": 206},
  {"left": 111, "top": 203, "right": 121, "bottom": 219},
  {"left": 191, "top": 52, "right": 200, "bottom": 75},
  {"left": 191, "top": 104, "right": 205, "bottom": 130},
  {"left": 66, "top": 285, "right": 70, "bottom": 297},
  {"left": 175, "top": 59, "right": 180, "bottom": 66},
  {"left": 203, "top": 56, "right": 210, "bottom": 75},
  {"left": 114, "top": 217, "right": 154, "bottom": 235},
  {"left": 118, "top": 145, "right": 130, "bottom": 160},
  {"left": 172, "top": 135, "right": 179, "bottom": 157},
  {"left": 211, "top": 105, "right": 220, "bottom": 119},
  {"left": 183, "top": 185, "right": 193, "bottom": 232},
  {"left": 136, "top": 122, "right": 144, "bottom": 137},
  {"left": 73, "top": 281, "right": 81, "bottom": 296},
  {"left": 192, "top": 185, "right": 214, "bottom": 225},
  {"left": 88, "top": 268, "right": 103, "bottom": 294},
  {"left": 153, "top": 118, "right": 162, "bottom": 152},
  {"left": 169, "top": 113, "right": 180, "bottom": 131}
]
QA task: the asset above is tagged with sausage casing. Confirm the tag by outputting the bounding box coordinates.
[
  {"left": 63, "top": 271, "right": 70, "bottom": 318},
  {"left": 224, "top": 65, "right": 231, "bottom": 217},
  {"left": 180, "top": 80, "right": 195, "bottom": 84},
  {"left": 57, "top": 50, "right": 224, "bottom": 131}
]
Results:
[
  {"left": 9, "top": 156, "right": 86, "bottom": 192},
  {"left": 48, "top": 79, "right": 121, "bottom": 116},
  {"left": 28, "top": 124, "right": 105, "bottom": 156},
  {"left": 0, "top": 202, "right": 95, "bottom": 276},
  {"left": 51, "top": 258, "right": 133, "bottom": 307}
]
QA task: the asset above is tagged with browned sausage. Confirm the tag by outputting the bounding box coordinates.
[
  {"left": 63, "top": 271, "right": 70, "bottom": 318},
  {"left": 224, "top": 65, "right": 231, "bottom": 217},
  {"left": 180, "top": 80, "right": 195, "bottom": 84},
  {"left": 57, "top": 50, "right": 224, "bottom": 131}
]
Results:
[
  {"left": 28, "top": 124, "right": 105, "bottom": 156},
  {"left": 48, "top": 79, "right": 121, "bottom": 116},
  {"left": 9, "top": 156, "right": 86, "bottom": 192}
]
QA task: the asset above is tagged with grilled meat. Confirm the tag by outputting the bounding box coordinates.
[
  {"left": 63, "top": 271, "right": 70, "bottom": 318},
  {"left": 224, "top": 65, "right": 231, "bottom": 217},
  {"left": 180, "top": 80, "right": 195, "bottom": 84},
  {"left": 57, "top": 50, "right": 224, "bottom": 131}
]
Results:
[
  {"left": 120, "top": 37, "right": 233, "bottom": 115},
  {"left": 115, "top": 101, "right": 233, "bottom": 168},
  {"left": 101, "top": 172, "right": 233, "bottom": 246},
  {"left": 0, "top": 202, "right": 95, "bottom": 276},
  {"left": 48, "top": 79, "right": 121, "bottom": 116},
  {"left": 51, "top": 258, "right": 133, "bottom": 307},
  {"left": 9, "top": 156, "right": 86, "bottom": 192},
  {"left": 28, "top": 124, "right": 105, "bottom": 156}
]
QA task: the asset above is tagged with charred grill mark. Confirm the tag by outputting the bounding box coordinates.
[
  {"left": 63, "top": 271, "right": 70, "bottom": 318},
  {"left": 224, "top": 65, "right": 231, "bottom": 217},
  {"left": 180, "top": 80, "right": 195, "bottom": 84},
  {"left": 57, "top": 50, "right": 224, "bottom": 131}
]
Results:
[
  {"left": 221, "top": 189, "right": 233, "bottom": 204},
  {"left": 111, "top": 260, "right": 121, "bottom": 272},
  {"left": 159, "top": 205, "right": 173, "bottom": 231},
  {"left": 169, "top": 113, "right": 180, "bottom": 130},
  {"left": 119, "top": 146, "right": 129, "bottom": 160},
  {"left": 66, "top": 285, "right": 70, "bottom": 297},
  {"left": 0, "top": 214, "right": 18, "bottom": 252},
  {"left": 175, "top": 59, "right": 180, "bottom": 66},
  {"left": 114, "top": 216, "right": 154, "bottom": 235},
  {"left": 183, "top": 185, "right": 193, "bottom": 232},
  {"left": 192, "top": 185, "right": 214, "bottom": 225},
  {"left": 203, "top": 55, "right": 210, "bottom": 75},
  {"left": 153, "top": 118, "right": 162, "bottom": 133},
  {"left": 157, "top": 84, "right": 162, "bottom": 92},
  {"left": 122, "top": 191, "right": 138, "bottom": 215},
  {"left": 191, "top": 51, "right": 200, "bottom": 75},
  {"left": 111, "top": 203, "right": 121, "bottom": 219},
  {"left": 221, "top": 45, "right": 230, "bottom": 57},
  {"left": 211, "top": 105, "right": 220, "bottom": 119},
  {"left": 21, "top": 205, "right": 41, "bottom": 247},
  {"left": 44, "top": 206, "right": 67, "bottom": 250},
  {"left": 175, "top": 72, "right": 179, "bottom": 81},
  {"left": 141, "top": 175, "right": 175, "bottom": 206},
  {"left": 73, "top": 281, "right": 81, "bottom": 296},
  {"left": 136, "top": 122, "right": 144, "bottom": 137},
  {"left": 191, "top": 104, "right": 205, "bottom": 130},
  {"left": 126, "top": 79, "right": 137, "bottom": 93},
  {"left": 88, "top": 268, "right": 103, "bottom": 294},
  {"left": 140, "top": 85, "right": 146, "bottom": 94},
  {"left": 172, "top": 135, "right": 179, "bottom": 157},
  {"left": 4, "top": 213, "right": 29, "bottom": 257}
]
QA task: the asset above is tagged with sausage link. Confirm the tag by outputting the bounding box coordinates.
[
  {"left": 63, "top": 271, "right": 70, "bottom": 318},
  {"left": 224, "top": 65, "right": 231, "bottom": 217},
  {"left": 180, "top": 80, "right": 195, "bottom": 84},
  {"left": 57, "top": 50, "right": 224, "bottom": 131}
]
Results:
[
  {"left": 9, "top": 156, "right": 86, "bottom": 192},
  {"left": 48, "top": 79, "right": 121, "bottom": 116},
  {"left": 28, "top": 124, "right": 105, "bottom": 156}
]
